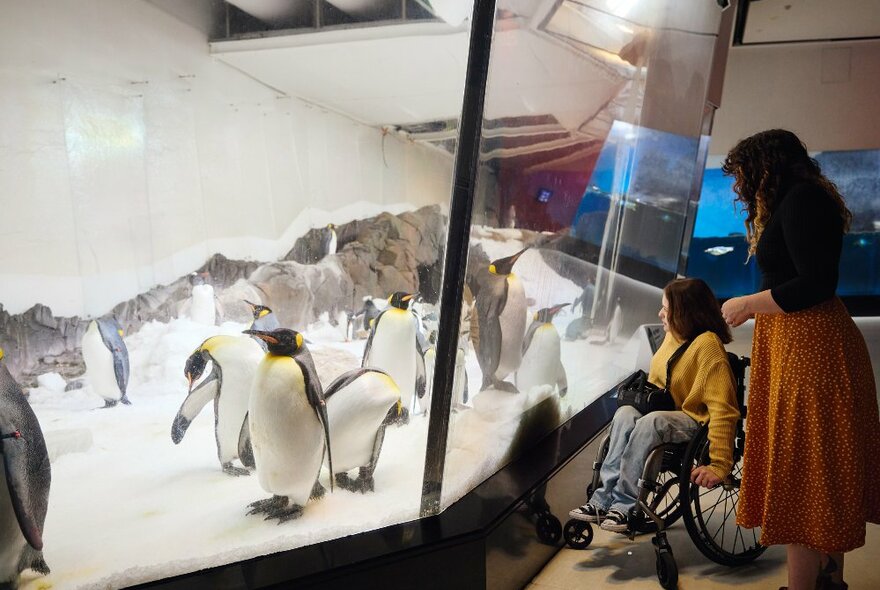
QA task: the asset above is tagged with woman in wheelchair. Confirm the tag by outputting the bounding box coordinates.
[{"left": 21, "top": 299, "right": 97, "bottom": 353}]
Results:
[{"left": 569, "top": 278, "right": 740, "bottom": 533}]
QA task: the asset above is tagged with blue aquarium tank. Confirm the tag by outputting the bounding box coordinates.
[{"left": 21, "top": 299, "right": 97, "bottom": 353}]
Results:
[{"left": 687, "top": 149, "right": 880, "bottom": 299}]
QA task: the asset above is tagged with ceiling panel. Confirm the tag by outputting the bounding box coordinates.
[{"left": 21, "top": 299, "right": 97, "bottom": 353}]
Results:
[{"left": 742, "top": 0, "right": 880, "bottom": 44}]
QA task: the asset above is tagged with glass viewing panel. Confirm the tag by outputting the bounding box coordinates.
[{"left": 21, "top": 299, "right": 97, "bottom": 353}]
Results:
[
  {"left": 0, "top": 1, "right": 471, "bottom": 588},
  {"left": 438, "top": 0, "right": 724, "bottom": 510}
]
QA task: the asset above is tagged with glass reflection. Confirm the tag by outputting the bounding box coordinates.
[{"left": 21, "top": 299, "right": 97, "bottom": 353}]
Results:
[{"left": 441, "top": 0, "right": 723, "bottom": 510}]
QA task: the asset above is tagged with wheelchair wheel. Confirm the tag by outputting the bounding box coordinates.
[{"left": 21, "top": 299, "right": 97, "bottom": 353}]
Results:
[
  {"left": 563, "top": 519, "right": 593, "bottom": 549},
  {"left": 656, "top": 550, "right": 678, "bottom": 590},
  {"left": 680, "top": 426, "right": 766, "bottom": 566},
  {"left": 536, "top": 513, "right": 562, "bottom": 545},
  {"left": 637, "top": 468, "right": 683, "bottom": 534}
]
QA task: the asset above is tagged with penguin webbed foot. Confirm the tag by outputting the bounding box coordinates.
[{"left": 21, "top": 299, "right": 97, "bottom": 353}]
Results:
[
  {"left": 335, "top": 470, "right": 374, "bottom": 494},
  {"left": 222, "top": 462, "right": 251, "bottom": 477},
  {"left": 30, "top": 556, "right": 50, "bottom": 575},
  {"left": 100, "top": 399, "right": 119, "bottom": 409},
  {"left": 247, "top": 495, "right": 287, "bottom": 516},
  {"left": 120, "top": 394, "right": 132, "bottom": 405},
  {"left": 309, "top": 481, "right": 326, "bottom": 501},
  {"left": 274, "top": 504, "right": 304, "bottom": 524}
]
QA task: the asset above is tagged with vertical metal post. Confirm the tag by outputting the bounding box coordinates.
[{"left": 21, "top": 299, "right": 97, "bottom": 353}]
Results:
[{"left": 420, "top": 0, "right": 497, "bottom": 517}]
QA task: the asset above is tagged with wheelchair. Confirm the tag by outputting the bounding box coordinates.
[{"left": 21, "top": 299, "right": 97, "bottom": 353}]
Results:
[{"left": 563, "top": 352, "right": 765, "bottom": 589}]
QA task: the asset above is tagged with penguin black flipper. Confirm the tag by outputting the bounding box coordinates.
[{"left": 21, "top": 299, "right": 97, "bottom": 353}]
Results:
[
  {"left": 1, "top": 378, "right": 51, "bottom": 552},
  {"left": 296, "top": 348, "right": 334, "bottom": 490},
  {"left": 324, "top": 368, "right": 379, "bottom": 398},
  {"left": 171, "top": 372, "right": 218, "bottom": 444},
  {"left": 475, "top": 280, "right": 506, "bottom": 389},
  {"left": 522, "top": 321, "right": 540, "bottom": 356},
  {"left": 238, "top": 413, "right": 255, "bottom": 469},
  {"left": 361, "top": 309, "right": 387, "bottom": 366}
]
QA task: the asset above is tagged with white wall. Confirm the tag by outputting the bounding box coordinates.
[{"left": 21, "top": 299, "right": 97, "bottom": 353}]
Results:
[
  {"left": 710, "top": 40, "right": 880, "bottom": 155},
  {"left": 0, "top": 0, "right": 455, "bottom": 317}
]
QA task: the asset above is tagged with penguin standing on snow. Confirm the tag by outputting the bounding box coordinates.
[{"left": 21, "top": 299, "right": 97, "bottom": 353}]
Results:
[
  {"left": 323, "top": 368, "right": 401, "bottom": 493},
  {"left": 516, "top": 304, "right": 568, "bottom": 397},
  {"left": 189, "top": 272, "right": 217, "bottom": 326},
  {"left": 1, "top": 348, "right": 51, "bottom": 588},
  {"left": 244, "top": 300, "right": 280, "bottom": 351},
  {"left": 81, "top": 317, "right": 131, "bottom": 408},
  {"left": 421, "top": 333, "right": 468, "bottom": 415},
  {"left": 243, "top": 329, "right": 333, "bottom": 523},
  {"left": 171, "top": 335, "right": 263, "bottom": 476},
  {"left": 322, "top": 223, "right": 338, "bottom": 258},
  {"left": 475, "top": 248, "right": 529, "bottom": 392},
  {"left": 607, "top": 297, "right": 623, "bottom": 344},
  {"left": 361, "top": 292, "right": 426, "bottom": 422}
]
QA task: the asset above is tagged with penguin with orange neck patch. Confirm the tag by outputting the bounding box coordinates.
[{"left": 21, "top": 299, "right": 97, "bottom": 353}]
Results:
[
  {"left": 243, "top": 328, "right": 333, "bottom": 523},
  {"left": 1, "top": 347, "right": 51, "bottom": 588},
  {"left": 476, "top": 248, "right": 529, "bottom": 392},
  {"left": 516, "top": 304, "right": 569, "bottom": 397},
  {"left": 361, "top": 292, "right": 426, "bottom": 422}
]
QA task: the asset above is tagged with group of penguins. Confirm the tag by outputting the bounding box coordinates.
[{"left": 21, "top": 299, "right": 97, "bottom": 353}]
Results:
[{"left": 0, "top": 244, "right": 575, "bottom": 588}]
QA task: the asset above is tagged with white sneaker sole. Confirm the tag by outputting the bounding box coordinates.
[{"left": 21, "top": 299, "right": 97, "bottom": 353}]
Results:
[
  {"left": 599, "top": 520, "right": 629, "bottom": 533},
  {"left": 567, "top": 509, "right": 600, "bottom": 523}
]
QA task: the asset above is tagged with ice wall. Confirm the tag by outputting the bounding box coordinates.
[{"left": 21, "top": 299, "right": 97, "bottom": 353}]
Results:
[{"left": 0, "top": 0, "right": 453, "bottom": 318}]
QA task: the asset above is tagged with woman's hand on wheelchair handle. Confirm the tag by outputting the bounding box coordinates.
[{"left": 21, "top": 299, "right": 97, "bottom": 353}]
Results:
[{"left": 690, "top": 466, "right": 722, "bottom": 489}]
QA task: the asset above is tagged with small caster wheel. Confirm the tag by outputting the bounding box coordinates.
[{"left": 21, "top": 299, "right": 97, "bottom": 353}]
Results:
[
  {"left": 656, "top": 550, "right": 678, "bottom": 589},
  {"left": 536, "top": 513, "right": 562, "bottom": 545},
  {"left": 563, "top": 519, "right": 593, "bottom": 549}
]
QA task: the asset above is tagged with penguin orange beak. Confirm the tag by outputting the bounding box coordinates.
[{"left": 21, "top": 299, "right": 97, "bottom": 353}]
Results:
[
  {"left": 243, "top": 329, "right": 279, "bottom": 345},
  {"left": 402, "top": 294, "right": 413, "bottom": 302},
  {"left": 186, "top": 372, "right": 194, "bottom": 390},
  {"left": 243, "top": 299, "right": 257, "bottom": 311}
]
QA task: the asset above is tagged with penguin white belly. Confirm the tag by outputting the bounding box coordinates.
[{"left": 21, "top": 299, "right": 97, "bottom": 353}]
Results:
[
  {"left": 250, "top": 357, "right": 324, "bottom": 505},
  {"left": 365, "top": 316, "right": 417, "bottom": 409},
  {"left": 82, "top": 323, "right": 121, "bottom": 402},
  {"left": 0, "top": 468, "right": 27, "bottom": 586},
  {"left": 327, "top": 371, "right": 399, "bottom": 472},
  {"left": 517, "top": 326, "right": 561, "bottom": 394},
  {"left": 214, "top": 350, "right": 261, "bottom": 464},
  {"left": 495, "top": 275, "right": 527, "bottom": 379},
  {"left": 190, "top": 284, "right": 216, "bottom": 325},
  {"left": 328, "top": 233, "right": 337, "bottom": 255}
]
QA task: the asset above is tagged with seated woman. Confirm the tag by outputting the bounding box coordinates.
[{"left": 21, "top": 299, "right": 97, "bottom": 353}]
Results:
[{"left": 569, "top": 278, "right": 741, "bottom": 532}]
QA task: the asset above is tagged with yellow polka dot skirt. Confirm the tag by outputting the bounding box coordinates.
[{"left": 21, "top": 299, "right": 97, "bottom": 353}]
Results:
[{"left": 737, "top": 297, "right": 880, "bottom": 553}]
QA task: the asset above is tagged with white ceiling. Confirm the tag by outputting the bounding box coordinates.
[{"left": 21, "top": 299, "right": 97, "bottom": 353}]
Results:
[{"left": 742, "top": 0, "right": 880, "bottom": 44}]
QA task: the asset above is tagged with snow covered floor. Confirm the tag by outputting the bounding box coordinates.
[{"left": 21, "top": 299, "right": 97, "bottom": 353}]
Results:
[{"left": 19, "top": 229, "right": 648, "bottom": 589}]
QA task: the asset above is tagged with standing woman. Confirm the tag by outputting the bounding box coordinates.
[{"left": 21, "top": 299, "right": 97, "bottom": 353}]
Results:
[{"left": 720, "top": 129, "right": 880, "bottom": 590}]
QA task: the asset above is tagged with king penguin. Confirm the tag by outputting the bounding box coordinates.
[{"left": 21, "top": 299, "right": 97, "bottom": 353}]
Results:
[
  {"left": 244, "top": 300, "right": 280, "bottom": 351},
  {"left": 243, "top": 328, "right": 333, "bottom": 523},
  {"left": 322, "top": 223, "right": 338, "bottom": 258},
  {"left": 361, "top": 292, "right": 426, "bottom": 422},
  {"left": 516, "top": 304, "right": 569, "bottom": 397},
  {"left": 421, "top": 332, "right": 468, "bottom": 415},
  {"left": 475, "top": 248, "right": 529, "bottom": 392},
  {"left": 81, "top": 317, "right": 131, "bottom": 408},
  {"left": 323, "top": 368, "right": 401, "bottom": 493},
  {"left": 1, "top": 348, "right": 51, "bottom": 589},
  {"left": 189, "top": 272, "right": 217, "bottom": 326},
  {"left": 171, "top": 335, "right": 263, "bottom": 476}
]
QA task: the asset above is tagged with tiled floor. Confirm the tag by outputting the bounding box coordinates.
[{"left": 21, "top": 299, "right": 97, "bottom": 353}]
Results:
[{"left": 528, "top": 522, "right": 880, "bottom": 589}]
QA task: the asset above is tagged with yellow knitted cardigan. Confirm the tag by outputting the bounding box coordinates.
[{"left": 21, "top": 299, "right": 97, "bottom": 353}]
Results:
[{"left": 648, "top": 331, "right": 741, "bottom": 479}]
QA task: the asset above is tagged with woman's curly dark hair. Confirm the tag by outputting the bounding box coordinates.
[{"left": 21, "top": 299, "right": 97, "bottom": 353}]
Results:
[{"left": 721, "top": 129, "right": 852, "bottom": 256}]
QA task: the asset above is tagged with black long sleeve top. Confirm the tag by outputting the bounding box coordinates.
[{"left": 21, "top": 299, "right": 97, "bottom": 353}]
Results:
[{"left": 755, "top": 181, "right": 843, "bottom": 312}]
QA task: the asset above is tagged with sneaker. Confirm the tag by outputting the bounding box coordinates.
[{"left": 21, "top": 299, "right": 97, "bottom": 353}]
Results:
[
  {"left": 568, "top": 503, "right": 605, "bottom": 523},
  {"left": 599, "top": 509, "right": 629, "bottom": 533}
]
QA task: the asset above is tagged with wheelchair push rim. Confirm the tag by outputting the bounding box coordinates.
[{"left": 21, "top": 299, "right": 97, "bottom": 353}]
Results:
[{"left": 679, "top": 426, "right": 766, "bottom": 566}]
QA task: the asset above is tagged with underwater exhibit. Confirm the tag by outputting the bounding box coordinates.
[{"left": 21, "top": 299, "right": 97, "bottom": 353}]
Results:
[{"left": 0, "top": 0, "right": 731, "bottom": 588}]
